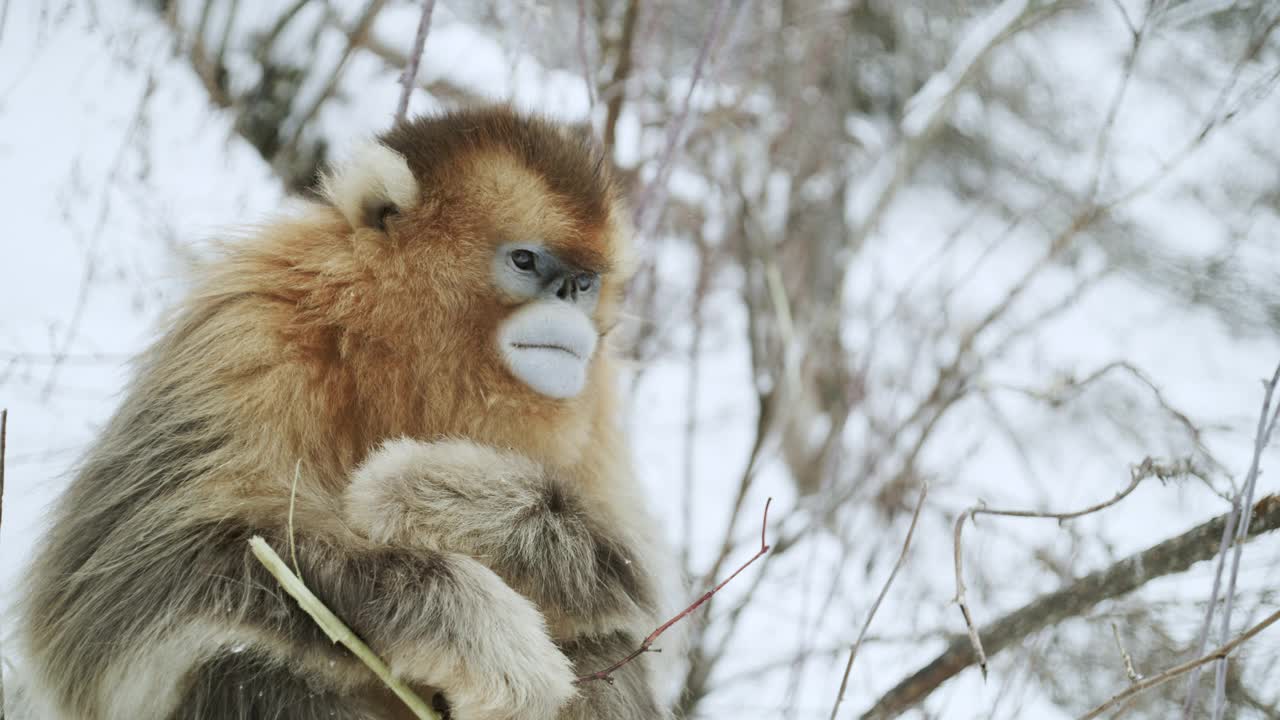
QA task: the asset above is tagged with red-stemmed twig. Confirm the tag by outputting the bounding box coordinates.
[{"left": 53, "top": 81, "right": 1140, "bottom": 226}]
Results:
[
  {"left": 395, "top": 0, "right": 436, "bottom": 124},
  {"left": 575, "top": 497, "right": 773, "bottom": 685}
]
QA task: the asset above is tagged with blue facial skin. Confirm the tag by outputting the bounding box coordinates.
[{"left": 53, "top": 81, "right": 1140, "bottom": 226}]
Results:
[{"left": 491, "top": 242, "right": 600, "bottom": 313}]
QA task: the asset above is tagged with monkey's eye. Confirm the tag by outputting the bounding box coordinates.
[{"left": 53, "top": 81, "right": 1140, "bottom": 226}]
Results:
[
  {"left": 575, "top": 273, "right": 596, "bottom": 293},
  {"left": 510, "top": 249, "right": 538, "bottom": 272}
]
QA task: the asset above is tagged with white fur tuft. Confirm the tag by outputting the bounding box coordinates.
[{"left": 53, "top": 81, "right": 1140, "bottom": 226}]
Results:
[{"left": 321, "top": 140, "right": 419, "bottom": 229}]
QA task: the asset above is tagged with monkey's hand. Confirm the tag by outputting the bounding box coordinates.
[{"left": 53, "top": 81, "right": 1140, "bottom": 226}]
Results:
[
  {"left": 394, "top": 553, "right": 578, "bottom": 720},
  {"left": 345, "top": 438, "right": 653, "bottom": 632},
  {"left": 279, "top": 538, "right": 577, "bottom": 720}
]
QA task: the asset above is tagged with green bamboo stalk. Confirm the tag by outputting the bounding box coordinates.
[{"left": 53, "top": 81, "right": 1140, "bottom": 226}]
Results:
[{"left": 248, "top": 536, "right": 440, "bottom": 720}]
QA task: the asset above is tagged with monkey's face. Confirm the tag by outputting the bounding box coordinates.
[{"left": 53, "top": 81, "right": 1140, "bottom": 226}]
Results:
[
  {"left": 446, "top": 148, "right": 625, "bottom": 405},
  {"left": 323, "top": 110, "right": 630, "bottom": 442},
  {"left": 490, "top": 243, "right": 601, "bottom": 398}
]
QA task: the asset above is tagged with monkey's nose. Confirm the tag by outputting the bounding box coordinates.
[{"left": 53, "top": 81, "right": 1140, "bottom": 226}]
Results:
[{"left": 554, "top": 277, "right": 577, "bottom": 301}]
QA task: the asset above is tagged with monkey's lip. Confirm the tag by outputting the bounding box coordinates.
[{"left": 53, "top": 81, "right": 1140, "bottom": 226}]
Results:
[
  {"left": 509, "top": 342, "right": 582, "bottom": 359},
  {"left": 498, "top": 303, "right": 598, "bottom": 399}
]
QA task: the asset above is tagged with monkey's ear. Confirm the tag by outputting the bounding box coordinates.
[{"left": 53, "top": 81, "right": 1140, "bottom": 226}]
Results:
[{"left": 321, "top": 140, "right": 419, "bottom": 232}]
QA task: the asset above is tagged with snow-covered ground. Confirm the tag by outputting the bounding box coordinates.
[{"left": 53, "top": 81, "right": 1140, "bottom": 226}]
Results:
[{"left": 2, "top": 2, "right": 1278, "bottom": 719}]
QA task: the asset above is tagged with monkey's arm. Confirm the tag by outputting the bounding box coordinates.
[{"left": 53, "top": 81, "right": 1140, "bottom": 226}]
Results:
[
  {"left": 30, "top": 507, "right": 575, "bottom": 720},
  {"left": 344, "top": 438, "right": 655, "bottom": 633},
  {"left": 253, "top": 530, "right": 576, "bottom": 720}
]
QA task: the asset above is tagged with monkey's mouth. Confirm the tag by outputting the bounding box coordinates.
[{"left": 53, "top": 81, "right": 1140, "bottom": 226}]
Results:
[
  {"left": 498, "top": 303, "right": 599, "bottom": 399},
  {"left": 510, "top": 342, "right": 581, "bottom": 359}
]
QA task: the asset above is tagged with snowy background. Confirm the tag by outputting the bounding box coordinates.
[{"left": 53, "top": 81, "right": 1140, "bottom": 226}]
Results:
[{"left": 2, "top": 1, "right": 1279, "bottom": 718}]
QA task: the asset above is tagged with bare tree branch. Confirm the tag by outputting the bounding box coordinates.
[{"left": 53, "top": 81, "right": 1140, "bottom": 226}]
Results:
[
  {"left": 1210, "top": 363, "right": 1280, "bottom": 718},
  {"left": 845, "top": 0, "right": 1057, "bottom": 255},
  {"left": 603, "top": 0, "right": 639, "bottom": 153},
  {"left": 1081, "top": 606, "right": 1280, "bottom": 720},
  {"left": 830, "top": 484, "right": 928, "bottom": 720},
  {"left": 1179, "top": 362, "right": 1280, "bottom": 716},
  {"left": 280, "top": 0, "right": 388, "bottom": 158},
  {"left": 576, "top": 0, "right": 596, "bottom": 114},
  {"left": 395, "top": 0, "right": 436, "bottom": 124},
  {"left": 952, "top": 457, "right": 1193, "bottom": 679},
  {"left": 631, "top": 0, "right": 733, "bottom": 237},
  {"left": 254, "top": 0, "right": 313, "bottom": 63},
  {"left": 1110, "top": 622, "right": 1142, "bottom": 683},
  {"left": 861, "top": 493, "right": 1280, "bottom": 719},
  {"left": 1, "top": 408, "right": 7, "bottom": 523},
  {"left": 0, "top": 407, "right": 4, "bottom": 709}
]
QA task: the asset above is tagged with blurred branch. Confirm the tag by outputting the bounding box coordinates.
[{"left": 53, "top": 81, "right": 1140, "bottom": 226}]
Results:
[
  {"left": 1182, "top": 362, "right": 1280, "bottom": 716},
  {"left": 1, "top": 408, "right": 6, "bottom": 537},
  {"left": 952, "top": 457, "right": 1200, "bottom": 679},
  {"left": 680, "top": 237, "right": 715, "bottom": 575},
  {"left": 1110, "top": 621, "right": 1142, "bottom": 683},
  {"left": 602, "top": 0, "right": 639, "bottom": 153},
  {"left": 395, "top": 0, "right": 436, "bottom": 124},
  {"left": 1086, "top": 0, "right": 1149, "bottom": 201},
  {"left": 845, "top": 0, "right": 1057, "bottom": 254},
  {"left": 1104, "top": 10, "right": 1280, "bottom": 208},
  {"left": 829, "top": 484, "right": 928, "bottom": 720},
  {"left": 42, "top": 75, "right": 156, "bottom": 399},
  {"left": 988, "top": 360, "right": 1223, "bottom": 474},
  {"left": 1209, "top": 363, "right": 1280, "bottom": 718},
  {"left": 631, "top": 0, "right": 734, "bottom": 237},
  {"left": 339, "top": 15, "right": 486, "bottom": 106},
  {"left": 254, "top": 0, "right": 313, "bottom": 63},
  {"left": 861, "top": 493, "right": 1280, "bottom": 719},
  {"left": 1080, "top": 605, "right": 1280, "bottom": 720},
  {"left": 0, "top": 407, "right": 5, "bottom": 710},
  {"left": 280, "top": 0, "right": 388, "bottom": 158},
  {"left": 576, "top": 0, "right": 596, "bottom": 114},
  {"left": 182, "top": 0, "right": 231, "bottom": 107},
  {"left": 213, "top": 0, "right": 241, "bottom": 76}
]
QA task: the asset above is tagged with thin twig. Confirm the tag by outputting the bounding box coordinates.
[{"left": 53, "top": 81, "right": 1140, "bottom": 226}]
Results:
[
  {"left": 1182, "top": 363, "right": 1280, "bottom": 716},
  {"left": 1111, "top": 622, "right": 1142, "bottom": 682},
  {"left": 1079, "top": 606, "right": 1280, "bottom": 720},
  {"left": 631, "top": 0, "right": 734, "bottom": 238},
  {"left": 213, "top": 0, "right": 241, "bottom": 79},
  {"left": 281, "top": 0, "right": 387, "bottom": 157},
  {"left": 334, "top": 13, "right": 483, "bottom": 107},
  {"left": 1, "top": 408, "right": 6, "bottom": 710},
  {"left": 861, "top": 494, "right": 1280, "bottom": 719},
  {"left": 830, "top": 484, "right": 928, "bottom": 720},
  {"left": 602, "top": 0, "right": 639, "bottom": 152},
  {"left": 1, "top": 409, "right": 7, "bottom": 528},
  {"left": 254, "top": 0, "right": 312, "bottom": 63},
  {"left": 1086, "top": 0, "right": 1147, "bottom": 202},
  {"left": 679, "top": 238, "right": 715, "bottom": 576},
  {"left": 576, "top": 0, "right": 596, "bottom": 113},
  {"left": 575, "top": 498, "right": 773, "bottom": 685},
  {"left": 395, "top": 0, "right": 435, "bottom": 124},
  {"left": 952, "top": 457, "right": 1189, "bottom": 678},
  {"left": 1209, "top": 363, "right": 1280, "bottom": 718},
  {"left": 248, "top": 537, "right": 440, "bottom": 719}
]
